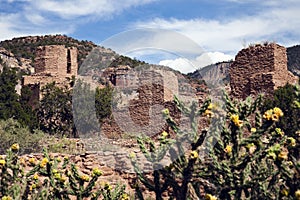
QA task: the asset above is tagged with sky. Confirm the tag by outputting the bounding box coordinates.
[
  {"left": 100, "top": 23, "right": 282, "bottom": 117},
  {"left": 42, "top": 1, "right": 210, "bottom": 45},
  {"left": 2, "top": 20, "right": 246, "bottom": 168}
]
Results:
[{"left": 0, "top": 0, "right": 300, "bottom": 73}]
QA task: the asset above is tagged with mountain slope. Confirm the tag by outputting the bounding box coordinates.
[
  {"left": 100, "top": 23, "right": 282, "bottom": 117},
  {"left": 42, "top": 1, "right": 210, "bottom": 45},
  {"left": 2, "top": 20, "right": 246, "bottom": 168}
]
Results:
[{"left": 287, "top": 45, "right": 300, "bottom": 77}]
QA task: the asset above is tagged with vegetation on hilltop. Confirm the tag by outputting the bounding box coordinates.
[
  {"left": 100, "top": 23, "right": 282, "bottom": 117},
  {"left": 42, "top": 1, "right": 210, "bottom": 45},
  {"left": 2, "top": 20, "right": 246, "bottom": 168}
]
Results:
[{"left": 0, "top": 34, "right": 97, "bottom": 66}]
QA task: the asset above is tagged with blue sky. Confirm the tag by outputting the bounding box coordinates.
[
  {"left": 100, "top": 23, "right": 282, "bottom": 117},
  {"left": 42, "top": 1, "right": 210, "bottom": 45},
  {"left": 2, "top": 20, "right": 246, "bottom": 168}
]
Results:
[{"left": 1, "top": 0, "right": 300, "bottom": 73}]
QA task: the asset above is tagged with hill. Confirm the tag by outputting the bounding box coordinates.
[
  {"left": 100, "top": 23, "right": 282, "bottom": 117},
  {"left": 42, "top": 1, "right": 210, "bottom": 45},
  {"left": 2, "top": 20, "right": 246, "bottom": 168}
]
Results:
[
  {"left": 287, "top": 45, "right": 300, "bottom": 76},
  {"left": 187, "top": 61, "right": 231, "bottom": 86},
  {"left": 0, "top": 35, "right": 154, "bottom": 78}
]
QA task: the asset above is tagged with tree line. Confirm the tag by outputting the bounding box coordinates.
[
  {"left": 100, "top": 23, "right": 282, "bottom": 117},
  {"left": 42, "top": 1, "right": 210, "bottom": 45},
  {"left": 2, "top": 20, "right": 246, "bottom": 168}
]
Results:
[{"left": 0, "top": 65, "right": 113, "bottom": 137}]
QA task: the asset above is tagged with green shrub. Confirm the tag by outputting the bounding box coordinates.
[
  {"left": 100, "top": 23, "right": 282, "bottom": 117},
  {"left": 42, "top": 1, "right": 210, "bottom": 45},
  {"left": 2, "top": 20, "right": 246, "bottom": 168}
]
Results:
[
  {"left": 263, "top": 83, "right": 300, "bottom": 136},
  {"left": 39, "top": 136, "right": 83, "bottom": 154},
  {"left": 0, "top": 119, "right": 44, "bottom": 155},
  {"left": 38, "top": 82, "right": 75, "bottom": 137}
]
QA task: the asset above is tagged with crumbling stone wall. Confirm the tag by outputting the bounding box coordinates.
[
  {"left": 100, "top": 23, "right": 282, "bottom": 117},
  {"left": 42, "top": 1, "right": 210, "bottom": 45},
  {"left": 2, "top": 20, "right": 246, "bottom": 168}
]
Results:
[
  {"left": 23, "top": 45, "right": 78, "bottom": 100},
  {"left": 34, "top": 45, "right": 77, "bottom": 76},
  {"left": 7, "top": 148, "right": 159, "bottom": 198},
  {"left": 230, "top": 43, "right": 298, "bottom": 99},
  {"left": 100, "top": 65, "right": 202, "bottom": 139}
]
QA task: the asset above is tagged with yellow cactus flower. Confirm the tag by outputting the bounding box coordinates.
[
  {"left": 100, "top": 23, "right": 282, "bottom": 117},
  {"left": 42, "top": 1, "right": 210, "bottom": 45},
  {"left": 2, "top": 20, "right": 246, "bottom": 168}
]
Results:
[
  {"left": 54, "top": 173, "right": 61, "bottom": 180},
  {"left": 19, "top": 157, "right": 26, "bottom": 166},
  {"left": 121, "top": 193, "right": 130, "bottom": 200},
  {"left": 237, "top": 120, "right": 243, "bottom": 127},
  {"left": 92, "top": 167, "right": 102, "bottom": 176},
  {"left": 204, "top": 109, "right": 214, "bottom": 118},
  {"left": 33, "top": 173, "right": 39, "bottom": 180},
  {"left": 30, "top": 184, "right": 37, "bottom": 191},
  {"left": 80, "top": 174, "right": 90, "bottom": 182},
  {"left": 207, "top": 103, "right": 214, "bottom": 110},
  {"left": 190, "top": 151, "right": 198, "bottom": 160},
  {"left": 246, "top": 143, "right": 255, "bottom": 150},
  {"left": 0, "top": 159, "right": 6, "bottom": 166},
  {"left": 56, "top": 157, "right": 62, "bottom": 162},
  {"left": 161, "top": 131, "right": 168, "bottom": 137},
  {"left": 224, "top": 145, "right": 232, "bottom": 154},
  {"left": 11, "top": 143, "right": 19, "bottom": 151},
  {"left": 250, "top": 127, "right": 257, "bottom": 133},
  {"left": 263, "top": 109, "right": 273, "bottom": 120},
  {"left": 52, "top": 169, "right": 58, "bottom": 174},
  {"left": 230, "top": 114, "right": 239, "bottom": 124},
  {"left": 267, "top": 152, "right": 277, "bottom": 160},
  {"left": 60, "top": 175, "right": 67, "bottom": 182},
  {"left": 287, "top": 137, "right": 296, "bottom": 147},
  {"left": 230, "top": 114, "right": 243, "bottom": 127},
  {"left": 1, "top": 196, "right": 12, "bottom": 200},
  {"left": 273, "top": 107, "right": 283, "bottom": 117},
  {"left": 295, "top": 190, "right": 300, "bottom": 200},
  {"left": 29, "top": 157, "right": 36, "bottom": 165},
  {"left": 64, "top": 156, "right": 69, "bottom": 161},
  {"left": 40, "top": 158, "right": 49, "bottom": 168},
  {"left": 104, "top": 182, "right": 112, "bottom": 191},
  {"left": 162, "top": 108, "right": 170, "bottom": 116},
  {"left": 281, "top": 188, "right": 289, "bottom": 196},
  {"left": 278, "top": 150, "right": 288, "bottom": 161},
  {"left": 205, "top": 194, "right": 217, "bottom": 200},
  {"left": 129, "top": 152, "right": 136, "bottom": 159},
  {"left": 275, "top": 128, "right": 284, "bottom": 136}
]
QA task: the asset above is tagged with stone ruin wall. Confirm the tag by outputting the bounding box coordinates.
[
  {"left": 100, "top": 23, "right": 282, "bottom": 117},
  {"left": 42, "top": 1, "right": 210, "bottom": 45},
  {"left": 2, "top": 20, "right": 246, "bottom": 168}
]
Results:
[
  {"left": 8, "top": 140, "right": 171, "bottom": 199},
  {"left": 22, "top": 45, "right": 78, "bottom": 101},
  {"left": 100, "top": 66, "right": 205, "bottom": 139},
  {"left": 23, "top": 45, "right": 78, "bottom": 85},
  {"left": 34, "top": 45, "right": 77, "bottom": 76},
  {"left": 230, "top": 43, "right": 298, "bottom": 99}
]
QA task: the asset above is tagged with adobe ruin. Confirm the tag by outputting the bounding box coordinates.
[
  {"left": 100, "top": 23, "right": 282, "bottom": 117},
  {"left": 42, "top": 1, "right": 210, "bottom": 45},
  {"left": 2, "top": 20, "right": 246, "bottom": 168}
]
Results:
[
  {"left": 230, "top": 43, "right": 298, "bottom": 99},
  {"left": 22, "top": 45, "right": 78, "bottom": 104}
]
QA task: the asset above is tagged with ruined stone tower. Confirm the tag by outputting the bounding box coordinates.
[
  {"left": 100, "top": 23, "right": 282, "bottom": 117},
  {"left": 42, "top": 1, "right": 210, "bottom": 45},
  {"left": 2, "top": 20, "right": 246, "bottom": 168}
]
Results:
[
  {"left": 230, "top": 43, "right": 298, "bottom": 99},
  {"left": 23, "top": 45, "right": 78, "bottom": 104},
  {"left": 33, "top": 45, "right": 77, "bottom": 76}
]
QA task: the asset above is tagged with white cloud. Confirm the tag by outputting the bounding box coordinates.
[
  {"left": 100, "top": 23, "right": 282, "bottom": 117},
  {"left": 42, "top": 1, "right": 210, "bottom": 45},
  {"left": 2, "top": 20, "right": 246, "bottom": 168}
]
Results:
[
  {"left": 0, "top": 14, "right": 22, "bottom": 40},
  {"left": 158, "top": 51, "right": 234, "bottom": 74},
  {"left": 29, "top": 0, "right": 156, "bottom": 19},
  {"left": 0, "top": 0, "right": 156, "bottom": 41},
  {"left": 196, "top": 52, "right": 233, "bottom": 66},
  {"left": 159, "top": 58, "right": 196, "bottom": 74},
  {"left": 131, "top": 1, "right": 300, "bottom": 54}
]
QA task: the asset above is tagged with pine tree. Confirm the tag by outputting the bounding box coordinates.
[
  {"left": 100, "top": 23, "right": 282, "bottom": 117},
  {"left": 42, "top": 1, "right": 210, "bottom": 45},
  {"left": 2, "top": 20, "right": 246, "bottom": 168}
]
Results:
[{"left": 0, "top": 66, "right": 22, "bottom": 120}]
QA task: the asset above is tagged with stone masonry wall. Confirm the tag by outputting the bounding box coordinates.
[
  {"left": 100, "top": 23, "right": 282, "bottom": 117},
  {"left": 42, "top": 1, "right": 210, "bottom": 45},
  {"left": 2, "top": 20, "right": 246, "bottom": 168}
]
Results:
[
  {"left": 23, "top": 45, "right": 78, "bottom": 100},
  {"left": 100, "top": 66, "right": 201, "bottom": 139},
  {"left": 12, "top": 148, "right": 164, "bottom": 198},
  {"left": 230, "top": 43, "right": 298, "bottom": 99},
  {"left": 34, "top": 45, "right": 77, "bottom": 76}
]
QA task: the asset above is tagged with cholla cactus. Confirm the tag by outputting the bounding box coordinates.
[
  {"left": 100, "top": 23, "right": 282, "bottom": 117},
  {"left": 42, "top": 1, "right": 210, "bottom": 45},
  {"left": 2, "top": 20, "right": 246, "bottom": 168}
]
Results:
[
  {"left": 131, "top": 92, "right": 299, "bottom": 200},
  {"left": 130, "top": 97, "right": 211, "bottom": 200},
  {"left": 199, "top": 93, "right": 299, "bottom": 199},
  {"left": 0, "top": 146, "right": 127, "bottom": 200},
  {"left": 0, "top": 144, "right": 28, "bottom": 199},
  {"left": 97, "top": 182, "right": 127, "bottom": 200}
]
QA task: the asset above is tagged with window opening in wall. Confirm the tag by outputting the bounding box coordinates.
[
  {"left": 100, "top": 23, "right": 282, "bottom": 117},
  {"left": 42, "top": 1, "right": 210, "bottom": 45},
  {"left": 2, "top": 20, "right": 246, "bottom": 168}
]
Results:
[{"left": 67, "top": 49, "right": 71, "bottom": 74}]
